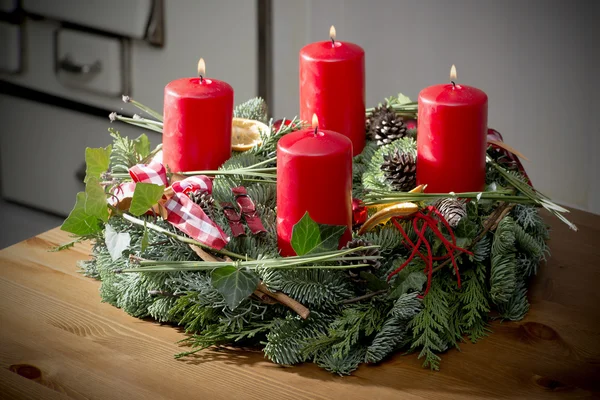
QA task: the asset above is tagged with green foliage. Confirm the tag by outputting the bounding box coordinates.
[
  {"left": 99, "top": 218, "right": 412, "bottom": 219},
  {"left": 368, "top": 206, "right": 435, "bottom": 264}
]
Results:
[
  {"left": 109, "top": 128, "right": 152, "bottom": 173},
  {"left": 61, "top": 192, "right": 103, "bottom": 236},
  {"left": 490, "top": 217, "right": 518, "bottom": 304},
  {"left": 362, "top": 138, "right": 417, "bottom": 192},
  {"left": 497, "top": 282, "right": 530, "bottom": 321},
  {"left": 85, "top": 145, "right": 111, "bottom": 182},
  {"left": 360, "top": 225, "right": 403, "bottom": 254},
  {"left": 65, "top": 96, "right": 555, "bottom": 375},
  {"left": 211, "top": 266, "right": 260, "bottom": 310},
  {"left": 261, "top": 269, "right": 354, "bottom": 309},
  {"left": 316, "top": 345, "right": 367, "bottom": 375},
  {"left": 410, "top": 276, "right": 451, "bottom": 370},
  {"left": 129, "top": 183, "right": 165, "bottom": 216},
  {"left": 291, "top": 212, "right": 347, "bottom": 255},
  {"left": 365, "top": 318, "right": 406, "bottom": 364},
  {"left": 264, "top": 314, "right": 330, "bottom": 365},
  {"left": 233, "top": 97, "right": 268, "bottom": 123},
  {"left": 249, "top": 117, "right": 303, "bottom": 159},
  {"left": 458, "top": 267, "right": 490, "bottom": 342},
  {"left": 302, "top": 301, "right": 389, "bottom": 369}
]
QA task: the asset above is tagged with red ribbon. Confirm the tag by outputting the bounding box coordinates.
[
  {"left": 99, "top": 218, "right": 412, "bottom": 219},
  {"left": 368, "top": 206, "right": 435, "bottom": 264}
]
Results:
[
  {"left": 388, "top": 205, "right": 473, "bottom": 296},
  {"left": 127, "top": 162, "right": 229, "bottom": 250},
  {"left": 232, "top": 186, "right": 267, "bottom": 235}
]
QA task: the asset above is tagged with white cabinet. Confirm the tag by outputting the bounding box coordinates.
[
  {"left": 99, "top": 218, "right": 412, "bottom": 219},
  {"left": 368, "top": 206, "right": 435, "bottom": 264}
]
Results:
[{"left": 0, "top": 1, "right": 259, "bottom": 215}]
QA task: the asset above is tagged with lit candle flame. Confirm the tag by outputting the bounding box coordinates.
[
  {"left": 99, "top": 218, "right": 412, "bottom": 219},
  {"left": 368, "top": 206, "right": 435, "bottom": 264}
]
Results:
[
  {"left": 312, "top": 114, "right": 319, "bottom": 129},
  {"left": 198, "top": 58, "right": 206, "bottom": 78},
  {"left": 329, "top": 25, "right": 336, "bottom": 42},
  {"left": 450, "top": 64, "right": 457, "bottom": 81}
]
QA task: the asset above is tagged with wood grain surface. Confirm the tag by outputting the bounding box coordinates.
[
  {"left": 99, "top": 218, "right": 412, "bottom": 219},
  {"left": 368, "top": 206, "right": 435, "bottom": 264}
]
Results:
[{"left": 0, "top": 209, "right": 599, "bottom": 399}]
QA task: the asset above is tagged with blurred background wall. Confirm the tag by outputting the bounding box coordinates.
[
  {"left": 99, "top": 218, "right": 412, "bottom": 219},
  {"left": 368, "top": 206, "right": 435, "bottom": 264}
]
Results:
[
  {"left": 0, "top": 0, "right": 598, "bottom": 246},
  {"left": 272, "top": 0, "right": 600, "bottom": 214}
]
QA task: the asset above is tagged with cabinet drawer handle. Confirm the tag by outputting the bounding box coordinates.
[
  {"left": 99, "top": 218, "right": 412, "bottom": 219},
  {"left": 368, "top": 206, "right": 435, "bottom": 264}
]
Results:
[{"left": 58, "top": 55, "right": 102, "bottom": 75}]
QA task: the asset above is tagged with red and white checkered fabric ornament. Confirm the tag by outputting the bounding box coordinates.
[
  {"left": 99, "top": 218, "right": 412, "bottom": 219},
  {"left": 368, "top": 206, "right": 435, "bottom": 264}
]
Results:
[
  {"left": 171, "top": 175, "right": 212, "bottom": 195},
  {"left": 165, "top": 193, "right": 229, "bottom": 250},
  {"left": 129, "top": 161, "right": 168, "bottom": 186}
]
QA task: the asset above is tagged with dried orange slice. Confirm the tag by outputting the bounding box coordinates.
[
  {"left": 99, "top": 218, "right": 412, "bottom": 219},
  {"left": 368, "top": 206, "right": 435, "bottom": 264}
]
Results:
[{"left": 232, "top": 118, "right": 268, "bottom": 151}]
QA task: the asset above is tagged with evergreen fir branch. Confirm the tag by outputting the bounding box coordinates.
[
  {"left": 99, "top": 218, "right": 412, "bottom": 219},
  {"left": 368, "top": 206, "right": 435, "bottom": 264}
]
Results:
[
  {"left": 329, "top": 301, "right": 389, "bottom": 360},
  {"left": 233, "top": 97, "right": 268, "bottom": 123},
  {"left": 490, "top": 217, "right": 518, "bottom": 304},
  {"left": 409, "top": 276, "right": 451, "bottom": 370},
  {"left": 512, "top": 205, "right": 549, "bottom": 239},
  {"left": 148, "top": 296, "right": 179, "bottom": 322},
  {"left": 249, "top": 117, "right": 304, "bottom": 159},
  {"left": 390, "top": 292, "right": 422, "bottom": 320},
  {"left": 512, "top": 221, "right": 545, "bottom": 260},
  {"left": 316, "top": 345, "right": 367, "bottom": 376},
  {"left": 108, "top": 128, "right": 154, "bottom": 174},
  {"left": 516, "top": 253, "right": 539, "bottom": 277},
  {"left": 360, "top": 225, "right": 404, "bottom": 254},
  {"left": 264, "top": 314, "right": 331, "bottom": 365},
  {"left": 497, "top": 281, "right": 530, "bottom": 321},
  {"left": 260, "top": 269, "right": 355, "bottom": 309},
  {"left": 365, "top": 317, "right": 406, "bottom": 364},
  {"left": 176, "top": 320, "right": 274, "bottom": 359},
  {"left": 472, "top": 235, "right": 491, "bottom": 263},
  {"left": 77, "top": 259, "right": 99, "bottom": 279},
  {"left": 458, "top": 268, "right": 490, "bottom": 343}
]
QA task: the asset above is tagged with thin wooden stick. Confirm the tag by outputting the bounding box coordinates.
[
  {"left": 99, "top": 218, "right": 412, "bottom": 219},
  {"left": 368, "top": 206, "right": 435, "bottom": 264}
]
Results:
[
  {"left": 340, "top": 289, "right": 388, "bottom": 305},
  {"left": 256, "top": 283, "right": 310, "bottom": 320}
]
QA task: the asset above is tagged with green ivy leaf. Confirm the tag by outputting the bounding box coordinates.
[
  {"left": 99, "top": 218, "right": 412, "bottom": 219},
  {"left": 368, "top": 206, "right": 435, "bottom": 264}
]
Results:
[
  {"left": 396, "top": 93, "right": 412, "bottom": 105},
  {"left": 61, "top": 192, "right": 102, "bottom": 236},
  {"left": 105, "top": 225, "right": 131, "bottom": 261},
  {"left": 211, "top": 266, "right": 260, "bottom": 310},
  {"left": 84, "top": 178, "right": 109, "bottom": 222},
  {"left": 129, "top": 183, "right": 164, "bottom": 216},
  {"left": 291, "top": 212, "right": 347, "bottom": 256},
  {"left": 360, "top": 272, "right": 389, "bottom": 291},
  {"left": 134, "top": 134, "right": 151, "bottom": 159},
  {"left": 390, "top": 270, "right": 426, "bottom": 299},
  {"left": 84, "top": 145, "right": 111, "bottom": 183}
]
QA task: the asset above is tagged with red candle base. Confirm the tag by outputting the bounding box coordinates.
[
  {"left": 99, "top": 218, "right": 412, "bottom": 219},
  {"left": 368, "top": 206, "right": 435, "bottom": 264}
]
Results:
[{"left": 277, "top": 128, "right": 353, "bottom": 256}]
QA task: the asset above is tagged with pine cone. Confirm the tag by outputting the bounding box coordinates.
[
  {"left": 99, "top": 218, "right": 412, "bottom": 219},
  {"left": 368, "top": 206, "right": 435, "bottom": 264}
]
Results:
[
  {"left": 380, "top": 151, "right": 417, "bottom": 191},
  {"left": 367, "top": 105, "right": 407, "bottom": 146},
  {"left": 188, "top": 189, "right": 215, "bottom": 215},
  {"left": 339, "top": 239, "right": 381, "bottom": 289},
  {"left": 433, "top": 198, "right": 467, "bottom": 228}
]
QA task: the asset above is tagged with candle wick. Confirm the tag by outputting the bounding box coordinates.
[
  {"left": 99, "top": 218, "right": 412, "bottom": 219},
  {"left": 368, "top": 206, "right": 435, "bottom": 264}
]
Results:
[
  {"left": 314, "top": 126, "right": 318, "bottom": 136},
  {"left": 451, "top": 81, "right": 456, "bottom": 88},
  {"left": 331, "top": 37, "right": 335, "bottom": 45},
  {"left": 199, "top": 75, "right": 204, "bottom": 83}
]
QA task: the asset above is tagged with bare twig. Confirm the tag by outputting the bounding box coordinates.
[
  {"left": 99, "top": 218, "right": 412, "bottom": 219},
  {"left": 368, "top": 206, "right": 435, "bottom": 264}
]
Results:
[
  {"left": 341, "top": 289, "right": 388, "bottom": 305},
  {"left": 256, "top": 282, "right": 310, "bottom": 320}
]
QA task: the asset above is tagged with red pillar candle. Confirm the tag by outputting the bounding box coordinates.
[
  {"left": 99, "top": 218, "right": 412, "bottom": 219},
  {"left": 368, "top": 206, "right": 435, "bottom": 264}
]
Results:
[
  {"left": 417, "top": 65, "right": 488, "bottom": 193},
  {"left": 277, "top": 115, "right": 353, "bottom": 256},
  {"left": 299, "top": 26, "right": 365, "bottom": 156},
  {"left": 163, "top": 58, "right": 233, "bottom": 173}
]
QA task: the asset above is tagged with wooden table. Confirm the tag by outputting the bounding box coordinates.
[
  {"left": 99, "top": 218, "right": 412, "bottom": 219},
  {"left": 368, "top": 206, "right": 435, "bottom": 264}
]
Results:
[{"left": 1, "top": 209, "right": 599, "bottom": 399}]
